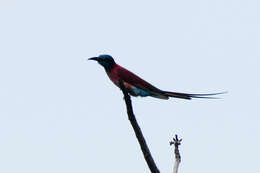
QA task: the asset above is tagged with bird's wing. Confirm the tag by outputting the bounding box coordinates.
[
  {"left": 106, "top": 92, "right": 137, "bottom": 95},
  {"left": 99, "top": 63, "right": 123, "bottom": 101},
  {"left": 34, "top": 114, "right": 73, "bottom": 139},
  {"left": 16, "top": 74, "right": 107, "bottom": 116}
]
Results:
[
  {"left": 116, "top": 65, "right": 163, "bottom": 94},
  {"left": 116, "top": 65, "right": 226, "bottom": 100}
]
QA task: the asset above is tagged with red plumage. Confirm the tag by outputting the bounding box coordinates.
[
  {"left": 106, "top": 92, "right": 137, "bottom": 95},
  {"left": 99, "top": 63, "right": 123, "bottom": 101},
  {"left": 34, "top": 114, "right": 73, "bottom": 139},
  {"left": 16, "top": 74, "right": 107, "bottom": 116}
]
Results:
[
  {"left": 89, "top": 55, "right": 225, "bottom": 100},
  {"left": 107, "top": 64, "right": 169, "bottom": 99}
]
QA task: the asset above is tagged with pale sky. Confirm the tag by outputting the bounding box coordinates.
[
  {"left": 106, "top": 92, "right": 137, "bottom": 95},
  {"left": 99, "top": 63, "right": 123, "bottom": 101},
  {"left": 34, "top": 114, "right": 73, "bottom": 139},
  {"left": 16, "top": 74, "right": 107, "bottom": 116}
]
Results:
[{"left": 0, "top": 0, "right": 259, "bottom": 172}]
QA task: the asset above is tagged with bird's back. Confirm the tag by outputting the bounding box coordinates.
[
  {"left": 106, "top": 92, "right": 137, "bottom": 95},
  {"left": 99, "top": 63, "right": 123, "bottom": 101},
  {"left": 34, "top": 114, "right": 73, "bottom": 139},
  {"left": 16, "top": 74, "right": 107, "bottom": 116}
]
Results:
[{"left": 106, "top": 64, "right": 168, "bottom": 98}]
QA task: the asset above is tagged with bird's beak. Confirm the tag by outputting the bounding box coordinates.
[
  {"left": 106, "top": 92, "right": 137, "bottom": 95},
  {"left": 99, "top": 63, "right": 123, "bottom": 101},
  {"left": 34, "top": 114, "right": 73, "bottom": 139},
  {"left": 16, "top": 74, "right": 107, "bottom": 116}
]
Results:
[{"left": 88, "top": 57, "right": 99, "bottom": 61}]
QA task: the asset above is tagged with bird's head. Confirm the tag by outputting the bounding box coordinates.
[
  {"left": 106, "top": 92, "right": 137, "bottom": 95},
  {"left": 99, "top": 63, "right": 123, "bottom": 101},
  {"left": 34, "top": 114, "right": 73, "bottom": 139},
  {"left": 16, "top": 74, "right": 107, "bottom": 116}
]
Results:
[{"left": 88, "top": 54, "right": 116, "bottom": 72}]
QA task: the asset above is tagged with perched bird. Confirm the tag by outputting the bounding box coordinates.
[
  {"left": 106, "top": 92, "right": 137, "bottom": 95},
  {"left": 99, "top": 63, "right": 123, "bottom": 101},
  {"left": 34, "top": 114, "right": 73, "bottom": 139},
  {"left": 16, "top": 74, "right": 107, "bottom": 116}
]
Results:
[{"left": 89, "top": 54, "right": 224, "bottom": 100}]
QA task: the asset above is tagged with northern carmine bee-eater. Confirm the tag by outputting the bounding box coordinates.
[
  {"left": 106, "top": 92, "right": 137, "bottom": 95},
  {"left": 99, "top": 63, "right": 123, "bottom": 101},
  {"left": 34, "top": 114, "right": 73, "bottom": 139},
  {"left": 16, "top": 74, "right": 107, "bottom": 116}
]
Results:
[{"left": 89, "top": 54, "right": 224, "bottom": 100}]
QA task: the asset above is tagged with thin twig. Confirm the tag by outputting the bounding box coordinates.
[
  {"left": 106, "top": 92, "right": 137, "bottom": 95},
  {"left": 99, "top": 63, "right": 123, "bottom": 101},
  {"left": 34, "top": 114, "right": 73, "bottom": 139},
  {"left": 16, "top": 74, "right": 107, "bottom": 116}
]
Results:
[
  {"left": 170, "top": 135, "right": 182, "bottom": 173},
  {"left": 119, "top": 80, "right": 160, "bottom": 173}
]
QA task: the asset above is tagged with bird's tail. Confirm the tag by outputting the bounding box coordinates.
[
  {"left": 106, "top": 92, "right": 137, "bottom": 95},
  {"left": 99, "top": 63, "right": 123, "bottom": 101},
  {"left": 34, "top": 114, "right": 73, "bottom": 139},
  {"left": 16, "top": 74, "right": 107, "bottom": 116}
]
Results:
[{"left": 163, "top": 91, "right": 227, "bottom": 100}]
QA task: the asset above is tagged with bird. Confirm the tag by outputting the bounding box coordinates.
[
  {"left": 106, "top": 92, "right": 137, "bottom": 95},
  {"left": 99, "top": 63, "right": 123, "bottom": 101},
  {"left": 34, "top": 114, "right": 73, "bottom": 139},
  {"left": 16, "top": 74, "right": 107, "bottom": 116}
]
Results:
[{"left": 89, "top": 54, "right": 225, "bottom": 100}]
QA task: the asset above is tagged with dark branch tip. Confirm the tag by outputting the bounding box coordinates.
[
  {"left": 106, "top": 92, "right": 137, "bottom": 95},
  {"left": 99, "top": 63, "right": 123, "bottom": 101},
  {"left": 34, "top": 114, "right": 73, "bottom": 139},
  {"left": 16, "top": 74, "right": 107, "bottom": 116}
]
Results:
[{"left": 170, "top": 134, "right": 182, "bottom": 146}]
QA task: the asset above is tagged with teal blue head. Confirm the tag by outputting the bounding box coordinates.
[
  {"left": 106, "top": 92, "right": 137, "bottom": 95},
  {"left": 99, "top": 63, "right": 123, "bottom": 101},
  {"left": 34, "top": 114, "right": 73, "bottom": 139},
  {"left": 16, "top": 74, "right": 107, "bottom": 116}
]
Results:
[{"left": 89, "top": 54, "right": 116, "bottom": 72}]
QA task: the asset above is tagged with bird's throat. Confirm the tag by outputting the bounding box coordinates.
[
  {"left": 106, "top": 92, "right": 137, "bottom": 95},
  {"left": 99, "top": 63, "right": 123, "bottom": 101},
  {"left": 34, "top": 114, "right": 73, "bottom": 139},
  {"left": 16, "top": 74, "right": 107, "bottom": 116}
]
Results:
[{"left": 102, "top": 63, "right": 115, "bottom": 72}]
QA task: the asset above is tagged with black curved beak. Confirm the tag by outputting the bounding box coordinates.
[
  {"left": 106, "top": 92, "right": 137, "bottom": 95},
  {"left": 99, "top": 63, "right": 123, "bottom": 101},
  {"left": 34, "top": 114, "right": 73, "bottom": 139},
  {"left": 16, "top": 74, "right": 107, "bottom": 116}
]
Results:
[{"left": 88, "top": 57, "right": 99, "bottom": 61}]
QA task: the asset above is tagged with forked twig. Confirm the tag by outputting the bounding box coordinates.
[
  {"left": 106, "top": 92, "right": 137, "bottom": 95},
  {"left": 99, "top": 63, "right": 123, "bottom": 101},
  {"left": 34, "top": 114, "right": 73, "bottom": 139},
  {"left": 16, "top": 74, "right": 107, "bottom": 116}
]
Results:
[{"left": 170, "top": 135, "right": 182, "bottom": 173}]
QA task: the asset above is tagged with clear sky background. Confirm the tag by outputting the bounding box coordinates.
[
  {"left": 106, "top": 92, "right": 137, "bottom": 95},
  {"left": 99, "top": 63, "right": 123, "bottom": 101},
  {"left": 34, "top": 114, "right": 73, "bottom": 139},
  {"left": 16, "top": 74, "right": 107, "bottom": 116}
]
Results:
[{"left": 0, "top": 0, "right": 259, "bottom": 172}]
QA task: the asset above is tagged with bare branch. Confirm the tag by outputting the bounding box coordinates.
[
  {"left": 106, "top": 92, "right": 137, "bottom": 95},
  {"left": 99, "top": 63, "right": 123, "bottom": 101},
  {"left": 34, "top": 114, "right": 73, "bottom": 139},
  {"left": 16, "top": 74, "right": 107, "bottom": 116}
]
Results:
[
  {"left": 170, "top": 135, "right": 182, "bottom": 173},
  {"left": 119, "top": 80, "right": 160, "bottom": 173}
]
